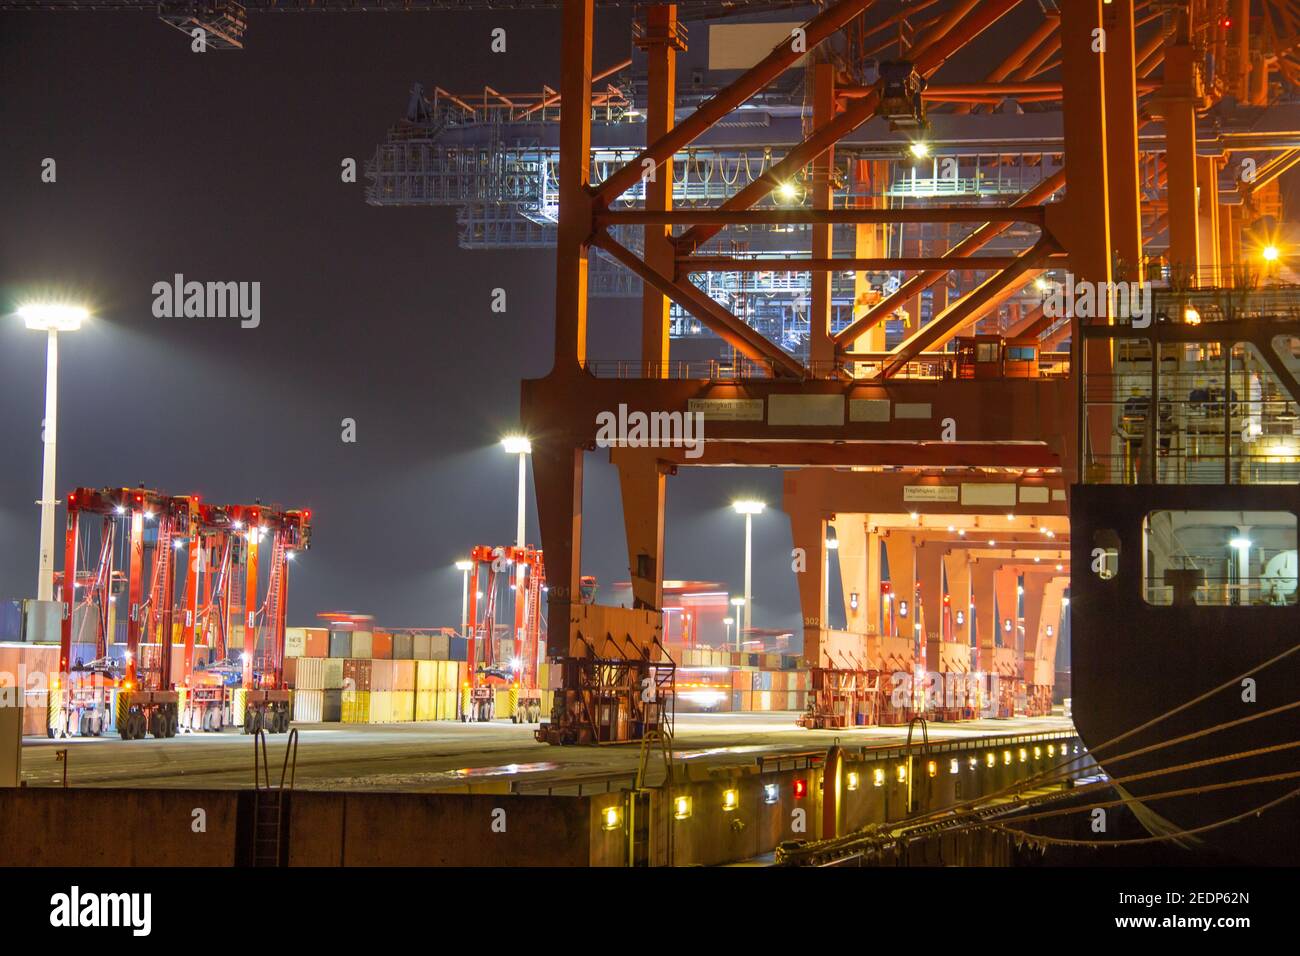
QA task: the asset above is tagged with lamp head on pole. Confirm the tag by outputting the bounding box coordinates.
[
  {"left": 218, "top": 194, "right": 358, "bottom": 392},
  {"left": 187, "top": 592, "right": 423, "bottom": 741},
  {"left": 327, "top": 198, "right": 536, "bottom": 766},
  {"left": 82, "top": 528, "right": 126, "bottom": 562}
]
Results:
[
  {"left": 18, "top": 302, "right": 89, "bottom": 332},
  {"left": 455, "top": 560, "right": 473, "bottom": 572},
  {"left": 502, "top": 435, "right": 532, "bottom": 455},
  {"left": 732, "top": 499, "right": 765, "bottom": 516}
]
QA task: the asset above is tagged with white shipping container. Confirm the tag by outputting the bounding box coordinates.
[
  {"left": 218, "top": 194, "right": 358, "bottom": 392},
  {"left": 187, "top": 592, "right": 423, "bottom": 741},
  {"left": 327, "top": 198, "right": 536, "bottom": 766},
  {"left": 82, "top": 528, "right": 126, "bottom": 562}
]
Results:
[
  {"left": 322, "top": 657, "right": 345, "bottom": 690},
  {"left": 284, "top": 627, "right": 307, "bottom": 659},
  {"left": 293, "top": 689, "right": 323, "bottom": 723},
  {"left": 293, "top": 657, "right": 322, "bottom": 690}
]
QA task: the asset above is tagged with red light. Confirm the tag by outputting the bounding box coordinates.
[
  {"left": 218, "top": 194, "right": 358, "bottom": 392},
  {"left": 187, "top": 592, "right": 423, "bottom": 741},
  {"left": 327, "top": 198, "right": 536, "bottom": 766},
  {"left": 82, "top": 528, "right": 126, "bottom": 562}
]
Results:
[
  {"left": 943, "top": 594, "right": 951, "bottom": 605},
  {"left": 793, "top": 778, "right": 807, "bottom": 799},
  {"left": 1222, "top": 17, "right": 1232, "bottom": 28}
]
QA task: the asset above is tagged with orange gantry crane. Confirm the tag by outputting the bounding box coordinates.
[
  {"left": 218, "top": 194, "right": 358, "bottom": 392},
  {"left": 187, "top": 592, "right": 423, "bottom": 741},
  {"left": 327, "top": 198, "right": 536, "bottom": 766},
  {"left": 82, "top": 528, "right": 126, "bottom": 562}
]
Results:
[
  {"left": 461, "top": 544, "right": 545, "bottom": 723},
  {"left": 52, "top": 486, "right": 311, "bottom": 739}
]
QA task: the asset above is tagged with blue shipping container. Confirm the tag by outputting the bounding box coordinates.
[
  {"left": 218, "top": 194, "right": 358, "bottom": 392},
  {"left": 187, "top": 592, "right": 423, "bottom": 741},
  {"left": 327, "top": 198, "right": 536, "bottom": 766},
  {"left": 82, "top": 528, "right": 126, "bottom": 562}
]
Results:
[
  {"left": 328, "top": 631, "right": 352, "bottom": 658},
  {"left": 0, "top": 601, "right": 22, "bottom": 641}
]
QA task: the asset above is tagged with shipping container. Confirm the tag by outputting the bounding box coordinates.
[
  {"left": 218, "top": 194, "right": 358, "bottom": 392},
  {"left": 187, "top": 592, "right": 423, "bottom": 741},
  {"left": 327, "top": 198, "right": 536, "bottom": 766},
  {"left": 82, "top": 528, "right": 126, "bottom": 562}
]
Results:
[
  {"left": 390, "top": 690, "right": 415, "bottom": 722},
  {"left": 283, "top": 657, "right": 298, "bottom": 688},
  {"left": 392, "top": 633, "right": 414, "bottom": 661},
  {"left": 414, "top": 689, "right": 434, "bottom": 721},
  {"left": 415, "top": 659, "right": 436, "bottom": 693},
  {"left": 343, "top": 658, "right": 373, "bottom": 692},
  {"left": 304, "top": 628, "right": 329, "bottom": 658},
  {"left": 429, "top": 634, "right": 450, "bottom": 660},
  {"left": 322, "top": 688, "right": 343, "bottom": 722},
  {"left": 351, "top": 631, "right": 374, "bottom": 660},
  {"left": 320, "top": 658, "right": 345, "bottom": 690},
  {"left": 293, "top": 689, "right": 323, "bottom": 722},
  {"left": 392, "top": 659, "right": 416, "bottom": 692},
  {"left": 284, "top": 627, "right": 307, "bottom": 659},
  {"left": 291, "top": 657, "right": 318, "bottom": 689},
  {"left": 494, "top": 688, "right": 512, "bottom": 717},
  {"left": 341, "top": 689, "right": 373, "bottom": 723},
  {"left": 369, "top": 659, "right": 394, "bottom": 692},
  {"left": 413, "top": 634, "right": 432, "bottom": 660},
  {"left": 372, "top": 631, "right": 393, "bottom": 660},
  {"left": 448, "top": 636, "right": 467, "bottom": 662},
  {"left": 328, "top": 631, "right": 352, "bottom": 659}
]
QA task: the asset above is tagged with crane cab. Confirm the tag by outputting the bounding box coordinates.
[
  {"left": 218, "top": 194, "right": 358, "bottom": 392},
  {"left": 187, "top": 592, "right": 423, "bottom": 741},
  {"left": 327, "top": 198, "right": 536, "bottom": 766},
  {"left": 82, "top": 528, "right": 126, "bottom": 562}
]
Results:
[{"left": 954, "top": 335, "right": 1040, "bottom": 379}]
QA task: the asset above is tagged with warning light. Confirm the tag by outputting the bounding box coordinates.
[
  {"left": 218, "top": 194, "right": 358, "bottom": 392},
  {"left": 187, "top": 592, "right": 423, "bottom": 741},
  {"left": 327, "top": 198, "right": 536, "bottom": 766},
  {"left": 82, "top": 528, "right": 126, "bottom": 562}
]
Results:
[
  {"left": 793, "top": 778, "right": 808, "bottom": 799},
  {"left": 927, "top": 760, "right": 938, "bottom": 778},
  {"left": 846, "top": 772, "right": 860, "bottom": 792},
  {"left": 722, "top": 789, "right": 739, "bottom": 811},
  {"left": 896, "top": 764, "right": 908, "bottom": 783},
  {"left": 602, "top": 806, "right": 623, "bottom": 830},
  {"left": 673, "top": 795, "right": 692, "bottom": 820},
  {"left": 873, "top": 767, "right": 885, "bottom": 787}
]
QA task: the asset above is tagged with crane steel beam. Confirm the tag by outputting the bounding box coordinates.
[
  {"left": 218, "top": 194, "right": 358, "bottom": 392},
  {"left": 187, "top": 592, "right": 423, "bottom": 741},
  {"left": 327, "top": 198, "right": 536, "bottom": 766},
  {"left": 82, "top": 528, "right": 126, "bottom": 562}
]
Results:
[
  {"left": 601, "top": 208, "right": 1046, "bottom": 226},
  {"left": 0, "top": 0, "right": 807, "bottom": 10},
  {"left": 594, "top": 0, "right": 878, "bottom": 204},
  {"left": 832, "top": 168, "right": 1066, "bottom": 349},
  {"left": 876, "top": 237, "right": 1062, "bottom": 380},
  {"left": 593, "top": 230, "right": 807, "bottom": 377},
  {"left": 679, "top": 256, "right": 1026, "bottom": 272},
  {"left": 673, "top": 0, "right": 1025, "bottom": 252}
]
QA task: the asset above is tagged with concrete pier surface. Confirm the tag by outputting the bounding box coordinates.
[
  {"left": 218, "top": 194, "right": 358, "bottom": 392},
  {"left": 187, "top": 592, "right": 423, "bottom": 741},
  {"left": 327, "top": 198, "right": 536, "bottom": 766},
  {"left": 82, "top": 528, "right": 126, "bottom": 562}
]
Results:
[{"left": 20, "top": 711, "right": 1072, "bottom": 792}]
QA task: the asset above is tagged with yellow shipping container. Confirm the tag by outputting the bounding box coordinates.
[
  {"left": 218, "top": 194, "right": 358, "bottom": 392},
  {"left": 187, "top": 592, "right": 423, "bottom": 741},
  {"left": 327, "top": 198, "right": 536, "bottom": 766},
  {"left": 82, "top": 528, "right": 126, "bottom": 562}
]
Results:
[
  {"left": 390, "top": 691, "right": 414, "bottom": 722},
  {"left": 341, "top": 689, "right": 370, "bottom": 723},
  {"left": 416, "top": 659, "right": 438, "bottom": 693},
  {"left": 415, "top": 689, "right": 436, "bottom": 721}
]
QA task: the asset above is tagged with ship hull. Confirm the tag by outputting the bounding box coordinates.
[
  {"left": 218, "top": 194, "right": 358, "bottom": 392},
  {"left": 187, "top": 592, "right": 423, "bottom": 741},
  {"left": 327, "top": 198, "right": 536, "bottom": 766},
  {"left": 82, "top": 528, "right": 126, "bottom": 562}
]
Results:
[{"left": 1071, "top": 483, "right": 1300, "bottom": 865}]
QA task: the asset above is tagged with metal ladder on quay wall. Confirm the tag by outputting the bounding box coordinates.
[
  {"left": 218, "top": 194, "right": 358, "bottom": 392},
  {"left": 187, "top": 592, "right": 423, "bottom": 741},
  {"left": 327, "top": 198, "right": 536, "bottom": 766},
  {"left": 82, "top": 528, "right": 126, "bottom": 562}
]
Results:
[{"left": 252, "top": 727, "right": 298, "bottom": 867}]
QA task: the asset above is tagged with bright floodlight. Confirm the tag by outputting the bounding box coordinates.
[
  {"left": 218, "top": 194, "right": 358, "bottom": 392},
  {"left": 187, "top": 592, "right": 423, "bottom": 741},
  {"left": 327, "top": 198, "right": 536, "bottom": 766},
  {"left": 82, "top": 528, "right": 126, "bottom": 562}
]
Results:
[
  {"left": 1229, "top": 537, "right": 1252, "bottom": 550},
  {"left": 909, "top": 140, "right": 929, "bottom": 159},
  {"left": 19, "top": 303, "right": 88, "bottom": 332},
  {"left": 826, "top": 537, "right": 839, "bottom": 550},
  {"left": 455, "top": 559, "right": 473, "bottom": 571},
  {"left": 502, "top": 435, "right": 532, "bottom": 455},
  {"left": 723, "top": 616, "right": 734, "bottom": 625},
  {"left": 733, "top": 499, "right": 765, "bottom": 515},
  {"left": 777, "top": 181, "right": 800, "bottom": 202},
  {"left": 1262, "top": 245, "right": 1280, "bottom": 263},
  {"left": 730, "top": 596, "right": 746, "bottom": 607}
]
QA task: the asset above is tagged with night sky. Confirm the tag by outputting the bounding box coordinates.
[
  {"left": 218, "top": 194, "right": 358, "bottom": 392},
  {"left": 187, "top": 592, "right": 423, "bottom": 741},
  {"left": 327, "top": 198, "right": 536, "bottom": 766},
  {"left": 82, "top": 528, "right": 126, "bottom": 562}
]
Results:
[{"left": 0, "top": 10, "right": 800, "bottom": 637}]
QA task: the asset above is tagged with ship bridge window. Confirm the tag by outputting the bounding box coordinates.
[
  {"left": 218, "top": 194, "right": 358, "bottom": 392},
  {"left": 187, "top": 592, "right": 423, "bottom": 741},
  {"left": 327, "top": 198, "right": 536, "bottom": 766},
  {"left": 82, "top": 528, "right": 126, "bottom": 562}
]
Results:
[{"left": 1142, "top": 510, "right": 1297, "bottom": 607}]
